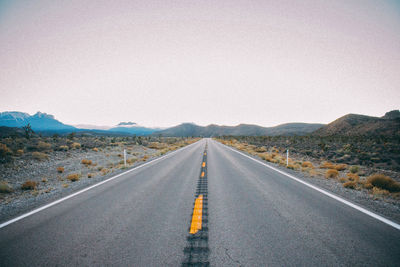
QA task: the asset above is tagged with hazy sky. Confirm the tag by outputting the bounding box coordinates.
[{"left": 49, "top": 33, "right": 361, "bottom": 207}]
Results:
[{"left": 1, "top": 0, "right": 399, "bottom": 127}]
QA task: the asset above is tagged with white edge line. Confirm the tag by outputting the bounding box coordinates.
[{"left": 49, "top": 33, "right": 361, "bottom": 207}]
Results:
[
  {"left": 0, "top": 140, "right": 202, "bottom": 229},
  {"left": 217, "top": 141, "right": 400, "bottom": 231}
]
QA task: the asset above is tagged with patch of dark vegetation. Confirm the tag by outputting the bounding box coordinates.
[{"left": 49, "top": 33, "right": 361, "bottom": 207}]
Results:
[{"left": 218, "top": 135, "right": 400, "bottom": 171}]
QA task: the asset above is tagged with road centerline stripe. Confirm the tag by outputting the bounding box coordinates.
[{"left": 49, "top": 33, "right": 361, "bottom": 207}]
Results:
[{"left": 182, "top": 142, "right": 209, "bottom": 265}]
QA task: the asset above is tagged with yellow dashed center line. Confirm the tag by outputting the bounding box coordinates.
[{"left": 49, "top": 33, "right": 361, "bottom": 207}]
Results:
[
  {"left": 201, "top": 171, "right": 205, "bottom": 178},
  {"left": 202, "top": 162, "right": 206, "bottom": 167},
  {"left": 189, "top": 195, "right": 203, "bottom": 234}
]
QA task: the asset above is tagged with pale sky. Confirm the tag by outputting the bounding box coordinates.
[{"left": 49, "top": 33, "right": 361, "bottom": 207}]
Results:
[{"left": 1, "top": 0, "right": 399, "bottom": 127}]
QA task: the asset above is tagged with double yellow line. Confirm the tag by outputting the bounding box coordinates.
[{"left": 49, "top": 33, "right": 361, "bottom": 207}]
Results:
[
  {"left": 189, "top": 195, "right": 203, "bottom": 234},
  {"left": 189, "top": 156, "right": 207, "bottom": 234}
]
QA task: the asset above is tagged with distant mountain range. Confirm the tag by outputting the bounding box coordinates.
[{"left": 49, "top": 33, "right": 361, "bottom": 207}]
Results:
[
  {"left": 0, "top": 111, "right": 159, "bottom": 135},
  {"left": 0, "top": 110, "right": 398, "bottom": 137},
  {"left": 154, "top": 122, "right": 324, "bottom": 137},
  {"left": 0, "top": 111, "right": 75, "bottom": 131}
]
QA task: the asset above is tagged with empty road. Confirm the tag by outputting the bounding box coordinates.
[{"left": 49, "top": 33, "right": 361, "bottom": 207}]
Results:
[{"left": 1, "top": 138, "right": 399, "bottom": 266}]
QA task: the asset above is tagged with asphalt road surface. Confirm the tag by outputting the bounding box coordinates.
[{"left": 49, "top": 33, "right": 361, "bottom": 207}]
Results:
[{"left": 1, "top": 138, "right": 399, "bottom": 266}]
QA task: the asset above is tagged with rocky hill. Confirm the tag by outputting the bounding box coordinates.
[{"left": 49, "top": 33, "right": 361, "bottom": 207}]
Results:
[{"left": 313, "top": 110, "right": 400, "bottom": 136}]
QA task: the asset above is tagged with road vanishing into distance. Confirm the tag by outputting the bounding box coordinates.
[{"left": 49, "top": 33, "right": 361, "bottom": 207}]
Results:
[{"left": 1, "top": 139, "right": 399, "bottom": 266}]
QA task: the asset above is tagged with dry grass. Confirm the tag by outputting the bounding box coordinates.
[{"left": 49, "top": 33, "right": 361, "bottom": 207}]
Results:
[
  {"left": 87, "top": 173, "right": 94, "bottom": 178},
  {"left": 142, "top": 155, "right": 149, "bottom": 161},
  {"left": 37, "top": 141, "right": 52, "bottom": 151},
  {"left": 363, "top": 182, "right": 373, "bottom": 189},
  {"left": 126, "top": 158, "right": 137, "bottom": 164},
  {"left": 58, "top": 145, "right": 69, "bottom": 151},
  {"left": 57, "top": 167, "right": 65, "bottom": 173},
  {"left": 254, "top": 146, "right": 267, "bottom": 153},
  {"left": 0, "top": 181, "right": 13, "bottom": 193},
  {"left": 287, "top": 164, "right": 296, "bottom": 170},
  {"left": 101, "top": 168, "right": 109, "bottom": 175},
  {"left": 0, "top": 143, "right": 11, "bottom": 157},
  {"left": 32, "top": 151, "right": 48, "bottom": 161},
  {"left": 71, "top": 142, "right": 81, "bottom": 149},
  {"left": 301, "top": 161, "right": 314, "bottom": 168},
  {"left": 321, "top": 161, "right": 335, "bottom": 169},
  {"left": 41, "top": 178, "right": 48, "bottom": 183},
  {"left": 325, "top": 169, "right": 339, "bottom": 179},
  {"left": 350, "top": 165, "right": 359, "bottom": 174},
  {"left": 367, "top": 174, "right": 400, "bottom": 192},
  {"left": 67, "top": 173, "right": 80, "bottom": 182},
  {"left": 372, "top": 187, "right": 390, "bottom": 196},
  {"left": 92, "top": 147, "right": 99, "bottom": 152},
  {"left": 347, "top": 173, "right": 359, "bottom": 182},
  {"left": 339, "top": 177, "right": 347, "bottom": 183},
  {"left": 81, "top": 159, "right": 92, "bottom": 166},
  {"left": 21, "top": 180, "right": 38, "bottom": 190},
  {"left": 334, "top": 164, "right": 347, "bottom": 171},
  {"left": 343, "top": 181, "right": 357, "bottom": 189},
  {"left": 16, "top": 149, "right": 24, "bottom": 156},
  {"left": 62, "top": 183, "right": 69, "bottom": 188}
]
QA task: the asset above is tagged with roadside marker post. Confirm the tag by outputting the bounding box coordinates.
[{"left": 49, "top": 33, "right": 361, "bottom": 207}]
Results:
[
  {"left": 124, "top": 149, "right": 127, "bottom": 167},
  {"left": 286, "top": 149, "right": 289, "bottom": 166}
]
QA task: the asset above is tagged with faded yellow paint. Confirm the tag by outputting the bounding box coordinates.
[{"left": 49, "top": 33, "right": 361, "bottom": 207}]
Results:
[
  {"left": 189, "top": 195, "right": 203, "bottom": 234},
  {"left": 204, "top": 152, "right": 207, "bottom": 156},
  {"left": 201, "top": 171, "right": 205, "bottom": 178},
  {"left": 202, "top": 162, "right": 206, "bottom": 167}
]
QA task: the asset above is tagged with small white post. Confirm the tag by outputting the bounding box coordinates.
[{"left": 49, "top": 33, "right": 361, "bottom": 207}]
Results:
[
  {"left": 124, "top": 149, "right": 127, "bottom": 167},
  {"left": 286, "top": 149, "right": 289, "bottom": 166}
]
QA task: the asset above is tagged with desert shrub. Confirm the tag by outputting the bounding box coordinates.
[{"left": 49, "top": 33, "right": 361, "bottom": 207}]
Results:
[
  {"left": 367, "top": 174, "right": 400, "bottom": 192},
  {"left": 16, "top": 149, "right": 24, "bottom": 156},
  {"left": 0, "top": 143, "right": 12, "bottom": 159},
  {"left": 301, "top": 161, "right": 314, "bottom": 168},
  {"left": 254, "top": 146, "right": 267, "bottom": 153},
  {"left": 127, "top": 158, "right": 137, "bottom": 164},
  {"left": 347, "top": 173, "right": 359, "bottom": 182},
  {"left": 92, "top": 147, "right": 99, "bottom": 152},
  {"left": 21, "top": 180, "right": 38, "bottom": 190},
  {"left": 81, "top": 159, "right": 92, "bottom": 166},
  {"left": 287, "top": 164, "right": 296, "bottom": 170},
  {"left": 37, "top": 141, "right": 52, "bottom": 151},
  {"left": 343, "top": 181, "right": 356, "bottom": 189},
  {"left": 71, "top": 142, "right": 81, "bottom": 149},
  {"left": 363, "top": 182, "right": 373, "bottom": 189},
  {"left": 334, "top": 164, "right": 347, "bottom": 171},
  {"left": 339, "top": 177, "right": 347, "bottom": 183},
  {"left": 372, "top": 187, "right": 389, "bottom": 196},
  {"left": 67, "top": 173, "right": 80, "bottom": 182},
  {"left": 142, "top": 155, "right": 149, "bottom": 161},
  {"left": 57, "top": 167, "right": 65, "bottom": 173},
  {"left": 58, "top": 145, "right": 69, "bottom": 151},
  {"left": 0, "top": 182, "right": 13, "bottom": 193},
  {"left": 62, "top": 183, "right": 69, "bottom": 188},
  {"left": 41, "top": 178, "right": 47, "bottom": 183},
  {"left": 32, "top": 152, "right": 48, "bottom": 161},
  {"left": 321, "top": 161, "right": 335, "bottom": 169},
  {"left": 101, "top": 168, "right": 109, "bottom": 175},
  {"left": 349, "top": 165, "right": 359, "bottom": 173},
  {"left": 325, "top": 169, "right": 339, "bottom": 179},
  {"left": 87, "top": 173, "right": 93, "bottom": 178}
]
